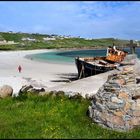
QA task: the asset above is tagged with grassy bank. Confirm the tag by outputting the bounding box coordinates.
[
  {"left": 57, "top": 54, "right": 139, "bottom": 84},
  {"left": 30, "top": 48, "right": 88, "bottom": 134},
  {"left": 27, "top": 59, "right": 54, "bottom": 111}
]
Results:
[
  {"left": 0, "top": 32, "right": 130, "bottom": 50},
  {"left": 0, "top": 93, "right": 140, "bottom": 139}
]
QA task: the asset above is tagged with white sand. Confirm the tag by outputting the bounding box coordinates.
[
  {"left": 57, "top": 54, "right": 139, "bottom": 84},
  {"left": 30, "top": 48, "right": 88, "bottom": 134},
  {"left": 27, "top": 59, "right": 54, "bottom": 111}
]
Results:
[{"left": 0, "top": 49, "right": 77, "bottom": 96}]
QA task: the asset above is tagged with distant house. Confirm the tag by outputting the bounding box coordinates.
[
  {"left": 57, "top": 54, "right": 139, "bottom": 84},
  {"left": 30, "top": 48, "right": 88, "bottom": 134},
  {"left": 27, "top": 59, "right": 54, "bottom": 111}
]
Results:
[
  {"left": 62, "top": 35, "right": 73, "bottom": 39},
  {"left": 0, "top": 39, "right": 17, "bottom": 45},
  {"left": 43, "top": 37, "right": 56, "bottom": 41},
  {"left": 64, "top": 36, "right": 69, "bottom": 38},
  {"left": 8, "top": 31, "right": 13, "bottom": 33},
  {"left": 7, "top": 41, "right": 15, "bottom": 44},
  {"left": 21, "top": 37, "right": 36, "bottom": 42},
  {"left": 17, "top": 31, "right": 22, "bottom": 34},
  {"left": 0, "top": 39, "right": 7, "bottom": 44},
  {"left": 84, "top": 38, "right": 93, "bottom": 40},
  {"left": 59, "top": 37, "right": 64, "bottom": 40}
]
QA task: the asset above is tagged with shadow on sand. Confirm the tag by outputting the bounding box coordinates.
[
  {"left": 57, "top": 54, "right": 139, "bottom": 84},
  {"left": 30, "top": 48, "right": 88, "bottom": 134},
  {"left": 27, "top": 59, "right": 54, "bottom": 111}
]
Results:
[{"left": 50, "top": 73, "right": 78, "bottom": 83}]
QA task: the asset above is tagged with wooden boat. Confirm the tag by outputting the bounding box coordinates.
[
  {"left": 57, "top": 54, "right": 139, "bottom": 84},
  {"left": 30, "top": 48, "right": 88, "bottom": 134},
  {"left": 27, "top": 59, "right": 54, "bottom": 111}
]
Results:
[{"left": 75, "top": 47, "right": 128, "bottom": 79}]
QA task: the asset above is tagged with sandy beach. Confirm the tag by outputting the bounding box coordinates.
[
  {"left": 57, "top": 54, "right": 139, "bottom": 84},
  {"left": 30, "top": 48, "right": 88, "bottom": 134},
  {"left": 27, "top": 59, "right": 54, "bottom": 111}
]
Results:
[{"left": 0, "top": 49, "right": 77, "bottom": 95}]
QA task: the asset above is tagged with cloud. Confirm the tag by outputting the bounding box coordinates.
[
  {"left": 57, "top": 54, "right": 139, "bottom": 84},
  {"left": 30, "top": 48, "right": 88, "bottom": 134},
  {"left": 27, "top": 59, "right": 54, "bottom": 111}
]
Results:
[{"left": 0, "top": 1, "right": 140, "bottom": 39}]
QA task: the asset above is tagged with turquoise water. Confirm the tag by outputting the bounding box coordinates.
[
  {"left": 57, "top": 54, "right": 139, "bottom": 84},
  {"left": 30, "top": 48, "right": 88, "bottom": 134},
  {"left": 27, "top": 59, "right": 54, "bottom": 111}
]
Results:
[{"left": 26, "top": 48, "right": 140, "bottom": 64}]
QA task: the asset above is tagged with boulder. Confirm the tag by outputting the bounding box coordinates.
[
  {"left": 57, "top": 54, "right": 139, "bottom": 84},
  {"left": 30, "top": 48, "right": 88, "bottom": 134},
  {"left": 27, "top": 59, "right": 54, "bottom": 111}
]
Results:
[
  {"left": 118, "top": 91, "right": 129, "bottom": 99},
  {"left": 0, "top": 85, "right": 13, "bottom": 98},
  {"left": 19, "top": 85, "right": 33, "bottom": 94},
  {"left": 115, "top": 78, "right": 126, "bottom": 85},
  {"left": 38, "top": 91, "right": 48, "bottom": 96},
  {"left": 28, "top": 87, "right": 45, "bottom": 93},
  {"left": 123, "top": 66, "right": 133, "bottom": 72}
]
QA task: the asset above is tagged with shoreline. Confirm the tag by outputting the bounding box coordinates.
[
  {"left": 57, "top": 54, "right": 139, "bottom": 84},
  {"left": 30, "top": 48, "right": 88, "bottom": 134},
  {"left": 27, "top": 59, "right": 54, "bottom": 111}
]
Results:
[
  {"left": 25, "top": 53, "right": 75, "bottom": 66},
  {"left": 0, "top": 47, "right": 133, "bottom": 96},
  {"left": 24, "top": 47, "right": 110, "bottom": 65},
  {"left": 23, "top": 47, "right": 107, "bottom": 65},
  {"left": 0, "top": 49, "right": 78, "bottom": 95}
]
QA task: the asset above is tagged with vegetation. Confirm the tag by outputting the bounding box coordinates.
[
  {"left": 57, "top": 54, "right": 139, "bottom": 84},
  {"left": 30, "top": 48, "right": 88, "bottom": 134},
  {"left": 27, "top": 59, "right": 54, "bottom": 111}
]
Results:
[
  {"left": 0, "top": 32, "right": 131, "bottom": 50},
  {"left": 0, "top": 32, "right": 139, "bottom": 138},
  {"left": 0, "top": 93, "right": 140, "bottom": 139}
]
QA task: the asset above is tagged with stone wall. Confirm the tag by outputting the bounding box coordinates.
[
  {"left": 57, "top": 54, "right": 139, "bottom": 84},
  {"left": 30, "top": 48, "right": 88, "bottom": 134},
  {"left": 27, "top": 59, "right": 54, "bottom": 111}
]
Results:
[{"left": 88, "top": 65, "right": 140, "bottom": 131}]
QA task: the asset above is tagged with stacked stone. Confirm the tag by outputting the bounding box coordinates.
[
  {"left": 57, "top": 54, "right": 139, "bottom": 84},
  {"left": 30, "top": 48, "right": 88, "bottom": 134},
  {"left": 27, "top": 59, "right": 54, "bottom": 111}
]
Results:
[{"left": 88, "top": 66, "right": 140, "bottom": 131}]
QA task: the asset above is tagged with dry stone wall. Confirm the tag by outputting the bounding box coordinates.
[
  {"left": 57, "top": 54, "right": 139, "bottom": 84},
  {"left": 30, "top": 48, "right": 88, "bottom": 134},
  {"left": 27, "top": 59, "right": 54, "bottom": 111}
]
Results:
[{"left": 88, "top": 65, "right": 140, "bottom": 131}]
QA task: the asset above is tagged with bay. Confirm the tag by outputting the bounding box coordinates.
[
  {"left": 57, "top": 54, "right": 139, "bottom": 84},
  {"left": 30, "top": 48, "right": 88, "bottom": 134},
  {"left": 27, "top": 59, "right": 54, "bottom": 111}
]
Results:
[{"left": 26, "top": 48, "right": 140, "bottom": 64}]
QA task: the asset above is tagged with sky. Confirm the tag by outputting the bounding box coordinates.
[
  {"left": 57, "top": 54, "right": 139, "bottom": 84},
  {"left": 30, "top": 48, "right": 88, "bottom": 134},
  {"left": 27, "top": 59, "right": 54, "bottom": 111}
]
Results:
[{"left": 0, "top": 1, "right": 140, "bottom": 40}]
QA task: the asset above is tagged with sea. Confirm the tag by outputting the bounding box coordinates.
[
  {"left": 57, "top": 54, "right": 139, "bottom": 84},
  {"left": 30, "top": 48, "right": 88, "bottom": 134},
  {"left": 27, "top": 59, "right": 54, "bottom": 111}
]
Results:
[{"left": 26, "top": 48, "right": 140, "bottom": 64}]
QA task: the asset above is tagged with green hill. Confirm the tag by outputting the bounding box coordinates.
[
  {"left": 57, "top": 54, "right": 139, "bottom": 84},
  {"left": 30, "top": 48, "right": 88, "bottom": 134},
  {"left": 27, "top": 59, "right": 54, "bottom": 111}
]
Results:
[{"left": 0, "top": 32, "right": 132, "bottom": 50}]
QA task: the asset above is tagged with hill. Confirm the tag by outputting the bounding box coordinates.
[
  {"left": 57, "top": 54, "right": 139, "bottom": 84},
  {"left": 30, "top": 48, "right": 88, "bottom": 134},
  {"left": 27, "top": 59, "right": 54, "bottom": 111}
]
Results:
[{"left": 0, "top": 32, "right": 132, "bottom": 50}]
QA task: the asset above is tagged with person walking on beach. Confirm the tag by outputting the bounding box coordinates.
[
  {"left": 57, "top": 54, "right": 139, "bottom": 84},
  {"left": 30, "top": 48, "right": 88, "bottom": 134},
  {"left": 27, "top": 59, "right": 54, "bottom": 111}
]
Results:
[{"left": 18, "top": 65, "right": 22, "bottom": 73}]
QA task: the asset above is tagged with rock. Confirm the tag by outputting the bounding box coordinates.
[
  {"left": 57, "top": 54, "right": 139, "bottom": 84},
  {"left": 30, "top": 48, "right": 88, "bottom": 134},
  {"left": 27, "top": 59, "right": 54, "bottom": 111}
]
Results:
[
  {"left": 88, "top": 64, "right": 140, "bottom": 131},
  {"left": 95, "top": 112, "right": 108, "bottom": 123},
  {"left": 123, "top": 66, "right": 133, "bottom": 72},
  {"left": 0, "top": 85, "right": 13, "bottom": 98},
  {"left": 51, "top": 90, "right": 58, "bottom": 94},
  {"left": 131, "top": 100, "right": 140, "bottom": 110},
  {"left": 56, "top": 91, "right": 65, "bottom": 97},
  {"left": 131, "top": 103, "right": 140, "bottom": 111},
  {"left": 87, "top": 106, "right": 93, "bottom": 118},
  {"left": 123, "top": 115, "right": 131, "bottom": 121},
  {"left": 115, "top": 78, "right": 126, "bottom": 85},
  {"left": 69, "top": 93, "right": 83, "bottom": 99},
  {"left": 19, "top": 85, "right": 33, "bottom": 94},
  {"left": 130, "top": 118, "right": 140, "bottom": 126},
  {"left": 85, "top": 94, "right": 91, "bottom": 99},
  {"left": 106, "top": 121, "right": 114, "bottom": 128},
  {"left": 28, "top": 87, "right": 45, "bottom": 93},
  {"left": 38, "top": 91, "right": 48, "bottom": 96},
  {"left": 136, "top": 99, "right": 140, "bottom": 104},
  {"left": 133, "top": 111, "right": 140, "bottom": 117},
  {"left": 132, "top": 87, "right": 140, "bottom": 97},
  {"left": 107, "top": 102, "right": 123, "bottom": 110},
  {"left": 126, "top": 99, "right": 135, "bottom": 104},
  {"left": 111, "top": 96, "right": 124, "bottom": 104},
  {"left": 106, "top": 115, "right": 125, "bottom": 126},
  {"left": 124, "top": 101, "right": 131, "bottom": 112},
  {"left": 102, "top": 92, "right": 114, "bottom": 100},
  {"left": 96, "top": 102, "right": 106, "bottom": 112},
  {"left": 114, "top": 111, "right": 125, "bottom": 117},
  {"left": 118, "top": 92, "right": 129, "bottom": 99},
  {"left": 104, "top": 83, "right": 120, "bottom": 90}
]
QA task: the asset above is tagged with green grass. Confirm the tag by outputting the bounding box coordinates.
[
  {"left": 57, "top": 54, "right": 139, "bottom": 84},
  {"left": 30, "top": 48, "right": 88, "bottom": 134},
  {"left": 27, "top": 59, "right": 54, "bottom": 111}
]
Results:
[
  {"left": 0, "top": 32, "right": 51, "bottom": 42},
  {"left": 0, "top": 93, "right": 140, "bottom": 139},
  {"left": 0, "top": 32, "right": 130, "bottom": 50}
]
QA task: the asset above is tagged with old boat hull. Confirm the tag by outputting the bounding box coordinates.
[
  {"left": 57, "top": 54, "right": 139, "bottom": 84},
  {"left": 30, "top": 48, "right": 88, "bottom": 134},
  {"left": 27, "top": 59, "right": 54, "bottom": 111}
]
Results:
[
  {"left": 75, "top": 57, "right": 117, "bottom": 79},
  {"left": 75, "top": 46, "right": 128, "bottom": 79}
]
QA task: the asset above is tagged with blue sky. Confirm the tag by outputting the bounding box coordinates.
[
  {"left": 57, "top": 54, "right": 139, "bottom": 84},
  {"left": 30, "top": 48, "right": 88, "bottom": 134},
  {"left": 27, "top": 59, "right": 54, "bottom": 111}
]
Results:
[{"left": 0, "top": 1, "right": 140, "bottom": 40}]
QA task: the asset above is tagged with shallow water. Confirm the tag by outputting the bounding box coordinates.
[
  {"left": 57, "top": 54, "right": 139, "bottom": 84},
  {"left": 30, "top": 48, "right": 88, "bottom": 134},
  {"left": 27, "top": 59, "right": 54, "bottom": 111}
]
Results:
[{"left": 26, "top": 48, "right": 140, "bottom": 64}]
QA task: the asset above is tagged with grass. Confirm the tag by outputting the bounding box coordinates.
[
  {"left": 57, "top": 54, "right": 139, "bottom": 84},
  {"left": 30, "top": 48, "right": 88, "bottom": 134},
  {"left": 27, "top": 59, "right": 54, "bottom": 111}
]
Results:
[
  {"left": 0, "top": 32, "right": 130, "bottom": 50},
  {"left": 0, "top": 93, "right": 140, "bottom": 139}
]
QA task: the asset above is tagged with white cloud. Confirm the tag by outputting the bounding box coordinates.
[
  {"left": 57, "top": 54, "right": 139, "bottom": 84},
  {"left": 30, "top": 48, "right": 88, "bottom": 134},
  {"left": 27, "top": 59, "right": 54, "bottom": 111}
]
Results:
[{"left": 0, "top": 1, "right": 140, "bottom": 39}]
